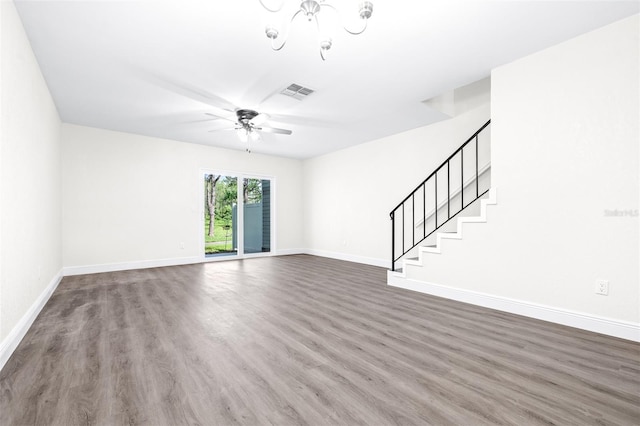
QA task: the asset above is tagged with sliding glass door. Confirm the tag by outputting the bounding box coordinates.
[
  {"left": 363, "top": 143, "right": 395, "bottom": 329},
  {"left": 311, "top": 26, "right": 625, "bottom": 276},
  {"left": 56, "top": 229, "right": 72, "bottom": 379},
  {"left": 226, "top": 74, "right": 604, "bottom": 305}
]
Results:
[
  {"left": 242, "top": 178, "right": 271, "bottom": 254},
  {"left": 204, "top": 174, "right": 238, "bottom": 257},
  {"left": 203, "top": 172, "right": 272, "bottom": 258}
]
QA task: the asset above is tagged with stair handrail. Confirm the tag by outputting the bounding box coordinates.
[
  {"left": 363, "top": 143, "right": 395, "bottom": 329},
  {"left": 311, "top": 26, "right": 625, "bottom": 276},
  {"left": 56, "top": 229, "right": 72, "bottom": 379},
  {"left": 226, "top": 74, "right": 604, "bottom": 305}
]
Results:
[{"left": 390, "top": 119, "right": 491, "bottom": 271}]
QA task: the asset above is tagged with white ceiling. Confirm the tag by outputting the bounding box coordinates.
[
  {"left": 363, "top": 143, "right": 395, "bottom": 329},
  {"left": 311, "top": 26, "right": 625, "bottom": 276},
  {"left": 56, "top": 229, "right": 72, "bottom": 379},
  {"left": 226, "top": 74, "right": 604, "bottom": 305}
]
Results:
[{"left": 14, "top": 0, "right": 639, "bottom": 159}]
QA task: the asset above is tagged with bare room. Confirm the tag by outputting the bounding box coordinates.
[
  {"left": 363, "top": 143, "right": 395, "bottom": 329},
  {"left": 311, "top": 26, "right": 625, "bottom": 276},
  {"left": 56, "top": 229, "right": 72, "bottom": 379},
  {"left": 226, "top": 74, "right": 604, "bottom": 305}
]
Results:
[{"left": 1, "top": 0, "right": 638, "bottom": 424}]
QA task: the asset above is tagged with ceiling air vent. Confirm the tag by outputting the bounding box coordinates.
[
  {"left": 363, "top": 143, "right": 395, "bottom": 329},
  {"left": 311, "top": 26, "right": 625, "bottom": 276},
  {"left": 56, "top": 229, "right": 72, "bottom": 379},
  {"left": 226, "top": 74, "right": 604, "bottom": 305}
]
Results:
[{"left": 280, "top": 83, "right": 315, "bottom": 100}]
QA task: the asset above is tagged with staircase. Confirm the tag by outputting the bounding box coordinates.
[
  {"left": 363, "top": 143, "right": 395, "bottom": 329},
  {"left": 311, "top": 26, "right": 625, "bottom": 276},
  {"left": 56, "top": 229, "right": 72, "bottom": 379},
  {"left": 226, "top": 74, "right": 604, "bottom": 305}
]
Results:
[
  {"left": 389, "top": 188, "right": 496, "bottom": 277},
  {"left": 388, "top": 120, "right": 494, "bottom": 276}
]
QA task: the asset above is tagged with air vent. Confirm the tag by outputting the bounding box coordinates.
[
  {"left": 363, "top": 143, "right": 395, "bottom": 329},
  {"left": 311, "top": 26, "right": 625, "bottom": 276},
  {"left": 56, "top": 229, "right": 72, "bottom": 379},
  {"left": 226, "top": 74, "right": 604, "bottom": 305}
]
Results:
[{"left": 280, "top": 83, "right": 315, "bottom": 100}]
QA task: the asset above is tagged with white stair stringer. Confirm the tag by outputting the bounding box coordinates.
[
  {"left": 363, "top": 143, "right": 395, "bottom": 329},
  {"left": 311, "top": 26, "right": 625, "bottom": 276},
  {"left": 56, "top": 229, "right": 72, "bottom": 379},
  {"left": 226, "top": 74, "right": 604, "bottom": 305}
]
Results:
[{"left": 388, "top": 187, "right": 497, "bottom": 279}]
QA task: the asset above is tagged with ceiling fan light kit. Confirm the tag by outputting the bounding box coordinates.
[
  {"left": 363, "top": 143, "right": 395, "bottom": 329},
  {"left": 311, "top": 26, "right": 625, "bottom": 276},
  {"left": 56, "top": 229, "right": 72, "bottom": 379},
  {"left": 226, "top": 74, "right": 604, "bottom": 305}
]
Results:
[
  {"left": 260, "top": 0, "right": 374, "bottom": 60},
  {"left": 208, "top": 108, "right": 293, "bottom": 147}
]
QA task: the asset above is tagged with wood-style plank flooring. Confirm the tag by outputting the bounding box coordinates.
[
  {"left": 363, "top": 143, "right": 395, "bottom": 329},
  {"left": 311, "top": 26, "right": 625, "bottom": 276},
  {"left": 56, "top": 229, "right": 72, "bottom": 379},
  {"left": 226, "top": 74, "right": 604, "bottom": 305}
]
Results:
[{"left": 1, "top": 255, "right": 639, "bottom": 425}]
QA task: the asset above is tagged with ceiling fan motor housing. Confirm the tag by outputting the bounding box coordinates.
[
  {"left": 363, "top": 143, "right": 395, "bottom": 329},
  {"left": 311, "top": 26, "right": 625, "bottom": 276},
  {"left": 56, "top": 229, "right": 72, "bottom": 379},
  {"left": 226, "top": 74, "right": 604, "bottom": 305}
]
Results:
[{"left": 236, "top": 109, "right": 259, "bottom": 124}]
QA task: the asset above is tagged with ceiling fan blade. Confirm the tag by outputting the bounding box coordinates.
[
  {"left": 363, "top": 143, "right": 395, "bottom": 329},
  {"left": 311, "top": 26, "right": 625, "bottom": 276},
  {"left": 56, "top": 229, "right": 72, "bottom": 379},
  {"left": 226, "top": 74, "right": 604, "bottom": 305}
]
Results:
[
  {"left": 267, "top": 112, "right": 333, "bottom": 128},
  {"left": 181, "top": 117, "right": 220, "bottom": 124},
  {"left": 141, "top": 71, "right": 238, "bottom": 112},
  {"left": 205, "top": 112, "right": 237, "bottom": 122},
  {"left": 251, "top": 113, "right": 269, "bottom": 125},
  {"left": 207, "top": 125, "right": 237, "bottom": 133},
  {"left": 257, "top": 126, "right": 292, "bottom": 135}
]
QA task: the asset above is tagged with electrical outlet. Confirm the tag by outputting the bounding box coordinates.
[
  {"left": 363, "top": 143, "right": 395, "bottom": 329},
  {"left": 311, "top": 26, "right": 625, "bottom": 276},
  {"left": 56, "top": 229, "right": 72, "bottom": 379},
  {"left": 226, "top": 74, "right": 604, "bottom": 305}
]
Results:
[{"left": 595, "top": 280, "right": 609, "bottom": 296}]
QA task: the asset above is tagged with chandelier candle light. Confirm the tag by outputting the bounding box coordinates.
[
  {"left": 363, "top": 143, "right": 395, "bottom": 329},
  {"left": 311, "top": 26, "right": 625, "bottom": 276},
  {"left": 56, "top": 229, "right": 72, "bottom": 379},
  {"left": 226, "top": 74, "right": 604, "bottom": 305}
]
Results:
[{"left": 259, "top": 0, "right": 374, "bottom": 60}]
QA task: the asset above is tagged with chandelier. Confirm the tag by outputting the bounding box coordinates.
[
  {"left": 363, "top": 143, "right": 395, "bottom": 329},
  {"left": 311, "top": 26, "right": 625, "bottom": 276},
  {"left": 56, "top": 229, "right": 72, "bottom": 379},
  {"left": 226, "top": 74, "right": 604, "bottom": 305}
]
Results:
[{"left": 259, "top": 0, "right": 374, "bottom": 60}]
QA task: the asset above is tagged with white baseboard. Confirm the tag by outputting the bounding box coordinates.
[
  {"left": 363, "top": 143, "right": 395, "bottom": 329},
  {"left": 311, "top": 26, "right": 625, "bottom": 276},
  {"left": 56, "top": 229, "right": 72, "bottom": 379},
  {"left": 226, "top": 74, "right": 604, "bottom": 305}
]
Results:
[
  {"left": 64, "top": 252, "right": 314, "bottom": 275},
  {"left": 0, "top": 270, "right": 63, "bottom": 372},
  {"left": 304, "top": 249, "right": 388, "bottom": 268},
  {"left": 388, "top": 273, "right": 640, "bottom": 342},
  {"left": 62, "top": 250, "right": 383, "bottom": 277},
  {"left": 63, "top": 256, "right": 203, "bottom": 276},
  {"left": 275, "top": 248, "right": 306, "bottom": 256}
]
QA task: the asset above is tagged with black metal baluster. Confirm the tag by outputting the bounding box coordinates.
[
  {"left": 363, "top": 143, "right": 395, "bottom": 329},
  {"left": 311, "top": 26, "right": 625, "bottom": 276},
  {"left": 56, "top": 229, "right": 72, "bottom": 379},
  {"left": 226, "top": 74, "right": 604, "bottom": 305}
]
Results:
[
  {"left": 434, "top": 173, "right": 438, "bottom": 229},
  {"left": 447, "top": 161, "right": 450, "bottom": 219},
  {"left": 475, "top": 135, "right": 479, "bottom": 198},
  {"left": 461, "top": 149, "right": 464, "bottom": 209},
  {"left": 412, "top": 194, "right": 415, "bottom": 247},
  {"left": 423, "top": 182, "right": 426, "bottom": 239},
  {"left": 402, "top": 203, "right": 405, "bottom": 254},
  {"left": 391, "top": 210, "right": 395, "bottom": 270}
]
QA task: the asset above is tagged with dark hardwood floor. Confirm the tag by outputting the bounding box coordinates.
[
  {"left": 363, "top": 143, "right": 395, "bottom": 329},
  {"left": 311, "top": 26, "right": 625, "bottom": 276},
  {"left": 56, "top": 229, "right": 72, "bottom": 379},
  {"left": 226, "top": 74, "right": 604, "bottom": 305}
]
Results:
[{"left": 0, "top": 255, "right": 638, "bottom": 425}]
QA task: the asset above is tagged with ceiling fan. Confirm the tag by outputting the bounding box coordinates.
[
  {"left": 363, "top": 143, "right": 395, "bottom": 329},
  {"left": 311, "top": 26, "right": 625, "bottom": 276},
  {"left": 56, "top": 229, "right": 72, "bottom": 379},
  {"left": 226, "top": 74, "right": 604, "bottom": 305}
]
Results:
[{"left": 207, "top": 108, "right": 293, "bottom": 145}]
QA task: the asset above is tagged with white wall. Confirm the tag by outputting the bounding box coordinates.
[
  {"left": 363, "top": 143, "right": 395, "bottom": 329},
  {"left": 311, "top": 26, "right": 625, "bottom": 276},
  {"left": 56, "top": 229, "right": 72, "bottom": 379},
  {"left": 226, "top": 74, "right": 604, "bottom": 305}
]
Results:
[
  {"left": 0, "top": 1, "right": 62, "bottom": 342},
  {"left": 61, "top": 124, "right": 304, "bottom": 270},
  {"left": 303, "top": 99, "right": 490, "bottom": 266},
  {"left": 403, "top": 15, "right": 639, "bottom": 325}
]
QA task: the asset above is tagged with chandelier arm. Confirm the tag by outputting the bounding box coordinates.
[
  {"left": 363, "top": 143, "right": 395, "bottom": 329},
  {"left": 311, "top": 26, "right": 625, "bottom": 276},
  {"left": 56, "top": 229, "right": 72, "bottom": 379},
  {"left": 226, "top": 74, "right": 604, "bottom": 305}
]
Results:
[
  {"left": 343, "top": 18, "right": 368, "bottom": 36},
  {"left": 314, "top": 12, "right": 323, "bottom": 36},
  {"left": 319, "top": 3, "right": 338, "bottom": 13},
  {"left": 315, "top": 15, "right": 327, "bottom": 61},
  {"left": 319, "top": 2, "right": 369, "bottom": 36},
  {"left": 270, "top": 37, "right": 287, "bottom": 51},
  {"left": 270, "top": 8, "right": 304, "bottom": 51},
  {"left": 258, "top": 0, "right": 285, "bottom": 13}
]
